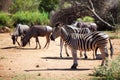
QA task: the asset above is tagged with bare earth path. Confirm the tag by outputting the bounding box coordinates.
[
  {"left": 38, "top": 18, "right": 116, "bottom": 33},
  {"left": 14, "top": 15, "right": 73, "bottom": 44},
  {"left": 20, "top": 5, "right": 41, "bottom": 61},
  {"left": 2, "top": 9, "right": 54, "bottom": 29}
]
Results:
[{"left": 0, "top": 33, "right": 120, "bottom": 80}]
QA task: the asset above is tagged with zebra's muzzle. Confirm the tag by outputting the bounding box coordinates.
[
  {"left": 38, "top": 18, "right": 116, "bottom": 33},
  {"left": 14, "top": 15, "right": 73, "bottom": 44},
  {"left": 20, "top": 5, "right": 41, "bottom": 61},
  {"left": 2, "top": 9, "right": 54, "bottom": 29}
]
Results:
[{"left": 50, "top": 35, "right": 55, "bottom": 41}]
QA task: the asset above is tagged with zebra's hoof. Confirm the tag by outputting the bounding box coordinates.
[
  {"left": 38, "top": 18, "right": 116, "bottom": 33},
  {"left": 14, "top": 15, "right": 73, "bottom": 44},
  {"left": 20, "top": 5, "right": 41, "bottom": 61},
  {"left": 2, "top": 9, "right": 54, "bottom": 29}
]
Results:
[
  {"left": 67, "top": 54, "right": 69, "bottom": 57},
  {"left": 60, "top": 55, "right": 62, "bottom": 58},
  {"left": 71, "top": 63, "right": 78, "bottom": 70},
  {"left": 84, "top": 56, "right": 88, "bottom": 59}
]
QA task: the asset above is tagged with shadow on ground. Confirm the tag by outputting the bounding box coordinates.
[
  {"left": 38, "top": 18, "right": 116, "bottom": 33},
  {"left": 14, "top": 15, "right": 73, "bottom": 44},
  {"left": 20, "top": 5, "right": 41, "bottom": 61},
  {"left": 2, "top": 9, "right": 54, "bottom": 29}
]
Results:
[{"left": 24, "top": 68, "right": 92, "bottom": 72}]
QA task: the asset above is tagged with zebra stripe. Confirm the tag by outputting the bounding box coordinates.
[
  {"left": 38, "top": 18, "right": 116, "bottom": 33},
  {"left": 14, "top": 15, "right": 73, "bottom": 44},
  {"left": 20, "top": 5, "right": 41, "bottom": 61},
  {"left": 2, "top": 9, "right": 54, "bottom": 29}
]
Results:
[
  {"left": 50, "top": 26, "right": 113, "bottom": 69},
  {"left": 59, "top": 25, "right": 92, "bottom": 58},
  {"left": 59, "top": 27, "right": 113, "bottom": 69},
  {"left": 63, "top": 25, "right": 96, "bottom": 59}
]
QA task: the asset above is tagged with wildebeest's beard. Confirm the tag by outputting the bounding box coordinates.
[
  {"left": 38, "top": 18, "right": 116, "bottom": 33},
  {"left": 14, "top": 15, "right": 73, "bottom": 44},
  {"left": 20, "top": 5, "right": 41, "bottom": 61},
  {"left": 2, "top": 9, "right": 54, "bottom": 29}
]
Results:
[
  {"left": 11, "top": 35, "right": 16, "bottom": 44},
  {"left": 22, "top": 40, "right": 27, "bottom": 47},
  {"left": 21, "top": 38, "right": 28, "bottom": 47}
]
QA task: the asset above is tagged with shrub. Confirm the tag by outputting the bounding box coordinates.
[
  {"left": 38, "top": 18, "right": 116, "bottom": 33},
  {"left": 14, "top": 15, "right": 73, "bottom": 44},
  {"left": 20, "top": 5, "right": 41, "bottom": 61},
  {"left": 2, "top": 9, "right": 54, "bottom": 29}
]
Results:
[
  {"left": 12, "top": 11, "right": 30, "bottom": 25},
  {"left": 93, "top": 56, "right": 120, "bottom": 79},
  {"left": 38, "top": 0, "right": 59, "bottom": 13},
  {"left": 9, "top": 0, "right": 40, "bottom": 13},
  {"left": 12, "top": 11, "right": 50, "bottom": 26},
  {"left": 82, "top": 16, "right": 95, "bottom": 22},
  {"left": 0, "top": 12, "right": 12, "bottom": 27},
  {"left": 39, "top": 11, "right": 50, "bottom": 25}
]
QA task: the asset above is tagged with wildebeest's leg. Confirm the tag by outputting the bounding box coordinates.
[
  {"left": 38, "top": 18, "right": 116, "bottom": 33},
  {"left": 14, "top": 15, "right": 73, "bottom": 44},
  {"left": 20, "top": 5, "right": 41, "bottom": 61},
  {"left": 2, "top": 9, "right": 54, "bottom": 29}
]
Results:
[
  {"left": 16, "top": 37, "right": 21, "bottom": 46},
  {"left": 99, "top": 47, "right": 108, "bottom": 66},
  {"left": 71, "top": 49, "right": 78, "bottom": 69},
  {"left": 16, "top": 40, "right": 21, "bottom": 46},
  {"left": 28, "top": 40, "right": 30, "bottom": 46},
  {"left": 43, "top": 35, "right": 50, "bottom": 48},
  {"left": 35, "top": 37, "right": 41, "bottom": 49}
]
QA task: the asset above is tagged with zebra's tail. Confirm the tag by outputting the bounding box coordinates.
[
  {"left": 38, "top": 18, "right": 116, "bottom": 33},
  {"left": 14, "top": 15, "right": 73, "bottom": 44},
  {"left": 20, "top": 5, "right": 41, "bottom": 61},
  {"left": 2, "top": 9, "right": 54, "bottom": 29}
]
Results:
[{"left": 109, "top": 38, "right": 114, "bottom": 58}]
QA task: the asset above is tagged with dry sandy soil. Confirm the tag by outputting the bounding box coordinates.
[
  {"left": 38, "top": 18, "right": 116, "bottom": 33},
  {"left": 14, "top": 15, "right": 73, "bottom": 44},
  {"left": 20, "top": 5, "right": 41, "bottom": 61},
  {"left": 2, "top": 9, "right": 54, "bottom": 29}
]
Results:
[{"left": 0, "top": 33, "right": 120, "bottom": 80}]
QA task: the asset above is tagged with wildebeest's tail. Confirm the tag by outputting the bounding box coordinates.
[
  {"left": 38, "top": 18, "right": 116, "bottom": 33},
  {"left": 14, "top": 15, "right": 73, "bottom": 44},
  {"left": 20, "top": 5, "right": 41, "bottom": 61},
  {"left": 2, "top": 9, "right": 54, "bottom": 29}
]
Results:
[{"left": 109, "top": 38, "right": 113, "bottom": 58}]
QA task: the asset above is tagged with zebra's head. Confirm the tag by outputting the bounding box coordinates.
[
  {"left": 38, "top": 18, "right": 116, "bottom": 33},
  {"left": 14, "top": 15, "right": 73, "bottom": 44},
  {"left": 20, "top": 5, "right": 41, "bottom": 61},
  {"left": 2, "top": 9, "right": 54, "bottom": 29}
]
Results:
[
  {"left": 50, "top": 23, "right": 63, "bottom": 41},
  {"left": 50, "top": 26, "right": 61, "bottom": 41}
]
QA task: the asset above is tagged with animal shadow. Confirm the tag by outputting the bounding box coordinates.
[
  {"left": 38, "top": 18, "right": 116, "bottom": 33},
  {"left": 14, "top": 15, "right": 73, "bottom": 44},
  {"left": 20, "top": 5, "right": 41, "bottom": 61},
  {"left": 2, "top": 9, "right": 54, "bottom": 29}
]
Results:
[
  {"left": 1, "top": 46, "right": 18, "bottom": 49},
  {"left": 24, "top": 68, "right": 92, "bottom": 72}
]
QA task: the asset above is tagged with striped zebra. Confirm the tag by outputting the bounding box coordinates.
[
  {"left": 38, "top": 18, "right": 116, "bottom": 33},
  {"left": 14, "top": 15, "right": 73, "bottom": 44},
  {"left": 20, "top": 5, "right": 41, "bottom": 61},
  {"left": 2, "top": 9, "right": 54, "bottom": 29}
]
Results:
[
  {"left": 60, "top": 24, "right": 97, "bottom": 59},
  {"left": 50, "top": 24, "right": 113, "bottom": 69},
  {"left": 60, "top": 25, "right": 92, "bottom": 58},
  {"left": 73, "top": 21, "right": 97, "bottom": 31}
]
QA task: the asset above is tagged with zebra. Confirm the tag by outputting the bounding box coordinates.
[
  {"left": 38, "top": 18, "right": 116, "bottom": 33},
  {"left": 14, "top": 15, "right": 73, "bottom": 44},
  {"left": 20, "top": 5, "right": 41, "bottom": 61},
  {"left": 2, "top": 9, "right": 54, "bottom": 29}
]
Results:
[
  {"left": 50, "top": 24, "right": 113, "bottom": 69},
  {"left": 59, "top": 23, "right": 97, "bottom": 59},
  {"left": 73, "top": 21, "right": 97, "bottom": 31},
  {"left": 59, "top": 24, "right": 92, "bottom": 58}
]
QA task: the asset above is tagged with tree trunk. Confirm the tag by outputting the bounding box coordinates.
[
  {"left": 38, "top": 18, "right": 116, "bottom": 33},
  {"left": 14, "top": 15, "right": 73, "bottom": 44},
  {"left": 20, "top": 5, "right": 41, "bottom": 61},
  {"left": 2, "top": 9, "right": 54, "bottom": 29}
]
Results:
[{"left": 0, "top": 0, "right": 12, "bottom": 12}]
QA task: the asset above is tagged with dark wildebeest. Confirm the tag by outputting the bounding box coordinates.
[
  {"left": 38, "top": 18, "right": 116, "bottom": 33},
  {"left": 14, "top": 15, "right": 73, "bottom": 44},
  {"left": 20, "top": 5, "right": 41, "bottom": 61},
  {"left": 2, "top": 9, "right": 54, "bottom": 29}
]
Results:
[
  {"left": 11, "top": 24, "right": 30, "bottom": 46},
  {"left": 21, "top": 25, "right": 52, "bottom": 49}
]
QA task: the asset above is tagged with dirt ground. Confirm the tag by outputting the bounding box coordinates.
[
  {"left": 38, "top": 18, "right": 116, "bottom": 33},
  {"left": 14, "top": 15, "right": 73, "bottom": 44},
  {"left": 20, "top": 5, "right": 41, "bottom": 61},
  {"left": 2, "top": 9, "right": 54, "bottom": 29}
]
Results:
[{"left": 0, "top": 33, "right": 120, "bottom": 80}]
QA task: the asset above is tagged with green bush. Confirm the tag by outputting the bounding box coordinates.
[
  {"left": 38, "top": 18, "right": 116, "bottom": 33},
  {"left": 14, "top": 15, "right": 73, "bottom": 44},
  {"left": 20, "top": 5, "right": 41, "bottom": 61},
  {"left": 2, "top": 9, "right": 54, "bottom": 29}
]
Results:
[
  {"left": 38, "top": 0, "right": 59, "bottom": 13},
  {"left": 93, "top": 56, "right": 120, "bottom": 79},
  {"left": 12, "top": 11, "right": 50, "bottom": 26},
  {"left": 39, "top": 11, "right": 50, "bottom": 25},
  {"left": 9, "top": 0, "right": 40, "bottom": 13},
  {"left": 82, "top": 16, "right": 95, "bottom": 22},
  {"left": 0, "top": 12, "right": 12, "bottom": 27}
]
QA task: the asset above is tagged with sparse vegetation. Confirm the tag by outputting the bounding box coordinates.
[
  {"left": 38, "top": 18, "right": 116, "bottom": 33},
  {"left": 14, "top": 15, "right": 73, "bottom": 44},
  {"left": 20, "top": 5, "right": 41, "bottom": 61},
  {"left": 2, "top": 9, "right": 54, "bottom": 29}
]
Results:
[
  {"left": 92, "top": 56, "right": 120, "bottom": 79},
  {"left": 12, "top": 74, "right": 55, "bottom": 80},
  {"left": 0, "top": 56, "right": 6, "bottom": 59}
]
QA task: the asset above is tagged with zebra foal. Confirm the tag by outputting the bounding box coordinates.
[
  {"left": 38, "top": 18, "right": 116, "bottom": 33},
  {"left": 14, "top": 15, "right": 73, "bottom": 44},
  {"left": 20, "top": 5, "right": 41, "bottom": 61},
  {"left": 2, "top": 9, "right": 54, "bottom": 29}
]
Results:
[{"left": 50, "top": 25, "right": 113, "bottom": 69}]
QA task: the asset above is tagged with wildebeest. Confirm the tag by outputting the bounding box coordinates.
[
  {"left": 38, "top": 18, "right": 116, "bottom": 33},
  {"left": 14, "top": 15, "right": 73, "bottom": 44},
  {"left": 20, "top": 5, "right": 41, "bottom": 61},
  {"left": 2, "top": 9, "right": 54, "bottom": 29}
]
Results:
[
  {"left": 11, "top": 24, "right": 30, "bottom": 46},
  {"left": 21, "top": 25, "right": 52, "bottom": 49}
]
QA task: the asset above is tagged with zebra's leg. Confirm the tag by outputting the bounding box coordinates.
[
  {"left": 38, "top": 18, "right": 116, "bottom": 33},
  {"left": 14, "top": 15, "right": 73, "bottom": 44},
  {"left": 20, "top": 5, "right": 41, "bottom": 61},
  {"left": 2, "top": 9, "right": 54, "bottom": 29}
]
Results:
[
  {"left": 64, "top": 43, "right": 69, "bottom": 57},
  {"left": 80, "top": 51, "right": 83, "bottom": 57},
  {"left": 71, "top": 49, "right": 78, "bottom": 69},
  {"left": 84, "top": 51, "right": 88, "bottom": 59},
  {"left": 60, "top": 38, "right": 64, "bottom": 58},
  {"left": 99, "top": 47, "right": 108, "bottom": 66},
  {"left": 92, "top": 50, "right": 95, "bottom": 59},
  {"left": 94, "top": 47, "right": 99, "bottom": 59}
]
